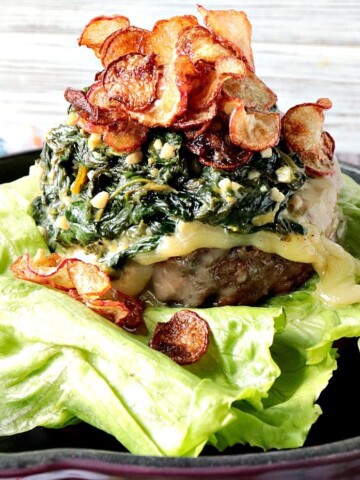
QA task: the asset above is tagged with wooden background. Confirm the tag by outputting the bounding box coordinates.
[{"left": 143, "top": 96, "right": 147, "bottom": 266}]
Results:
[{"left": 0, "top": 0, "right": 359, "bottom": 163}]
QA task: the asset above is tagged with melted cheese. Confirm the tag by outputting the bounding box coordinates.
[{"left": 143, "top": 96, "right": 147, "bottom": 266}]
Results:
[{"left": 133, "top": 220, "right": 360, "bottom": 307}]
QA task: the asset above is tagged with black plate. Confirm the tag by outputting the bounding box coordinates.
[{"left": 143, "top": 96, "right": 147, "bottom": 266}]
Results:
[{"left": 0, "top": 150, "right": 360, "bottom": 479}]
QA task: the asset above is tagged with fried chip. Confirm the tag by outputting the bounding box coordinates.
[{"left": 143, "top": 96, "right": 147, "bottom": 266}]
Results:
[
  {"left": 229, "top": 100, "right": 281, "bottom": 151},
  {"left": 76, "top": 117, "right": 107, "bottom": 135},
  {"left": 74, "top": 9, "right": 334, "bottom": 163},
  {"left": 173, "top": 101, "right": 217, "bottom": 130},
  {"left": 222, "top": 69, "right": 277, "bottom": 111},
  {"left": 84, "top": 298, "right": 129, "bottom": 325},
  {"left": 149, "top": 310, "right": 210, "bottom": 365},
  {"left": 68, "top": 260, "right": 112, "bottom": 298},
  {"left": 64, "top": 87, "right": 125, "bottom": 126},
  {"left": 176, "top": 25, "right": 234, "bottom": 65},
  {"left": 143, "top": 15, "right": 199, "bottom": 65},
  {"left": 104, "top": 53, "right": 159, "bottom": 111},
  {"left": 197, "top": 6, "right": 254, "bottom": 70},
  {"left": 78, "top": 15, "right": 130, "bottom": 56},
  {"left": 10, "top": 252, "right": 74, "bottom": 291},
  {"left": 127, "top": 54, "right": 194, "bottom": 128},
  {"left": 103, "top": 119, "right": 148, "bottom": 152},
  {"left": 100, "top": 26, "right": 149, "bottom": 67},
  {"left": 11, "top": 252, "right": 144, "bottom": 331},
  {"left": 186, "top": 127, "right": 252, "bottom": 170},
  {"left": 189, "top": 57, "right": 246, "bottom": 111},
  {"left": 282, "top": 98, "right": 335, "bottom": 176},
  {"left": 109, "top": 290, "right": 145, "bottom": 330}
]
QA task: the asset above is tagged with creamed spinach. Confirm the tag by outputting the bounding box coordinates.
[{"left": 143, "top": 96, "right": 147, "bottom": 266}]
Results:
[{"left": 32, "top": 123, "right": 307, "bottom": 268}]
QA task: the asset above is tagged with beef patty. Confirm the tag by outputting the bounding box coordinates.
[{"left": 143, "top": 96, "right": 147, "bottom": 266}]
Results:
[{"left": 149, "top": 246, "right": 314, "bottom": 307}]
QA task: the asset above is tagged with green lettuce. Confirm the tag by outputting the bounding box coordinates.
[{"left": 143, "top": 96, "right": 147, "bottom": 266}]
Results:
[
  {"left": 0, "top": 173, "right": 359, "bottom": 456},
  {"left": 0, "top": 174, "right": 47, "bottom": 275}
]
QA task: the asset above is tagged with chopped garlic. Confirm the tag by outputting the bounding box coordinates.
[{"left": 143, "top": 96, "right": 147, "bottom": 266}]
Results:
[
  {"left": 276, "top": 166, "right": 292, "bottom": 183},
  {"left": 66, "top": 111, "right": 77, "bottom": 126},
  {"left": 218, "top": 178, "right": 232, "bottom": 191},
  {"left": 90, "top": 191, "right": 110, "bottom": 209},
  {"left": 225, "top": 195, "right": 236, "bottom": 204},
  {"left": 55, "top": 215, "right": 70, "bottom": 230},
  {"left": 159, "top": 142, "right": 176, "bottom": 159},
  {"left": 231, "top": 181, "right": 242, "bottom": 192},
  {"left": 125, "top": 151, "right": 143, "bottom": 165},
  {"left": 270, "top": 187, "right": 285, "bottom": 203},
  {"left": 88, "top": 133, "right": 103, "bottom": 151},
  {"left": 29, "top": 163, "right": 44, "bottom": 181},
  {"left": 153, "top": 138, "right": 163, "bottom": 150},
  {"left": 247, "top": 170, "right": 260, "bottom": 180},
  {"left": 260, "top": 148, "right": 273, "bottom": 158},
  {"left": 37, "top": 226, "right": 47, "bottom": 236}
]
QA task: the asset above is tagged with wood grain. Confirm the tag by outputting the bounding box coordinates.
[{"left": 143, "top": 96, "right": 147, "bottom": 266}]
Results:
[{"left": 0, "top": 0, "right": 359, "bottom": 162}]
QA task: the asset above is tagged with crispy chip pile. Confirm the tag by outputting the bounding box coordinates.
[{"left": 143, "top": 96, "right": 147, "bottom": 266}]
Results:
[
  {"left": 65, "top": 6, "right": 335, "bottom": 175},
  {"left": 10, "top": 252, "right": 144, "bottom": 331}
]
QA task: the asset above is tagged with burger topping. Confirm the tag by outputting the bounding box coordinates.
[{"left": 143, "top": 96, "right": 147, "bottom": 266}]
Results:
[{"left": 32, "top": 126, "right": 307, "bottom": 269}]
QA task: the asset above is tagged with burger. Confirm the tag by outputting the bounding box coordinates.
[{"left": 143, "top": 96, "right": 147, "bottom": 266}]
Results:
[
  {"left": 31, "top": 8, "right": 343, "bottom": 309},
  {"left": 1, "top": 6, "right": 360, "bottom": 458}
]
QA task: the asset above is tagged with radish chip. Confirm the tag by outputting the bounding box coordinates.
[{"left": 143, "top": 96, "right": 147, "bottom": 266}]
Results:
[
  {"left": 143, "top": 15, "right": 199, "bottom": 65},
  {"left": 230, "top": 100, "right": 281, "bottom": 151},
  {"left": 104, "top": 53, "right": 159, "bottom": 111},
  {"left": 78, "top": 15, "right": 130, "bottom": 56},
  {"left": 197, "top": 5, "right": 254, "bottom": 70},
  {"left": 100, "top": 26, "right": 149, "bottom": 67},
  {"left": 282, "top": 98, "right": 335, "bottom": 176},
  {"left": 149, "top": 310, "right": 210, "bottom": 365},
  {"left": 10, "top": 252, "right": 144, "bottom": 331}
]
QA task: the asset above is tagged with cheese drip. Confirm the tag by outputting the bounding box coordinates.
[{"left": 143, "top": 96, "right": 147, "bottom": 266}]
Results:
[{"left": 133, "top": 220, "right": 360, "bottom": 307}]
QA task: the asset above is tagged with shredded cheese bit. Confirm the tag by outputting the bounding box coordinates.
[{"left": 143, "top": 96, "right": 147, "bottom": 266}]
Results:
[
  {"left": 231, "top": 181, "right": 242, "bottom": 192},
  {"left": 252, "top": 204, "right": 280, "bottom": 226},
  {"left": 90, "top": 191, "right": 110, "bottom": 209},
  {"left": 288, "top": 194, "right": 304, "bottom": 213}
]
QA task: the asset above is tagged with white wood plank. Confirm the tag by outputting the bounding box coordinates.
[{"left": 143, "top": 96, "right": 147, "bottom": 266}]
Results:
[{"left": 0, "top": 0, "right": 359, "bottom": 162}]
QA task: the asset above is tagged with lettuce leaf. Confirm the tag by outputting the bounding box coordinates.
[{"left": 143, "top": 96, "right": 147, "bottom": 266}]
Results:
[
  {"left": 0, "top": 173, "right": 360, "bottom": 456},
  {"left": 0, "top": 174, "right": 47, "bottom": 275},
  {"left": 144, "top": 306, "right": 284, "bottom": 410},
  {"left": 0, "top": 276, "right": 285, "bottom": 456}
]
